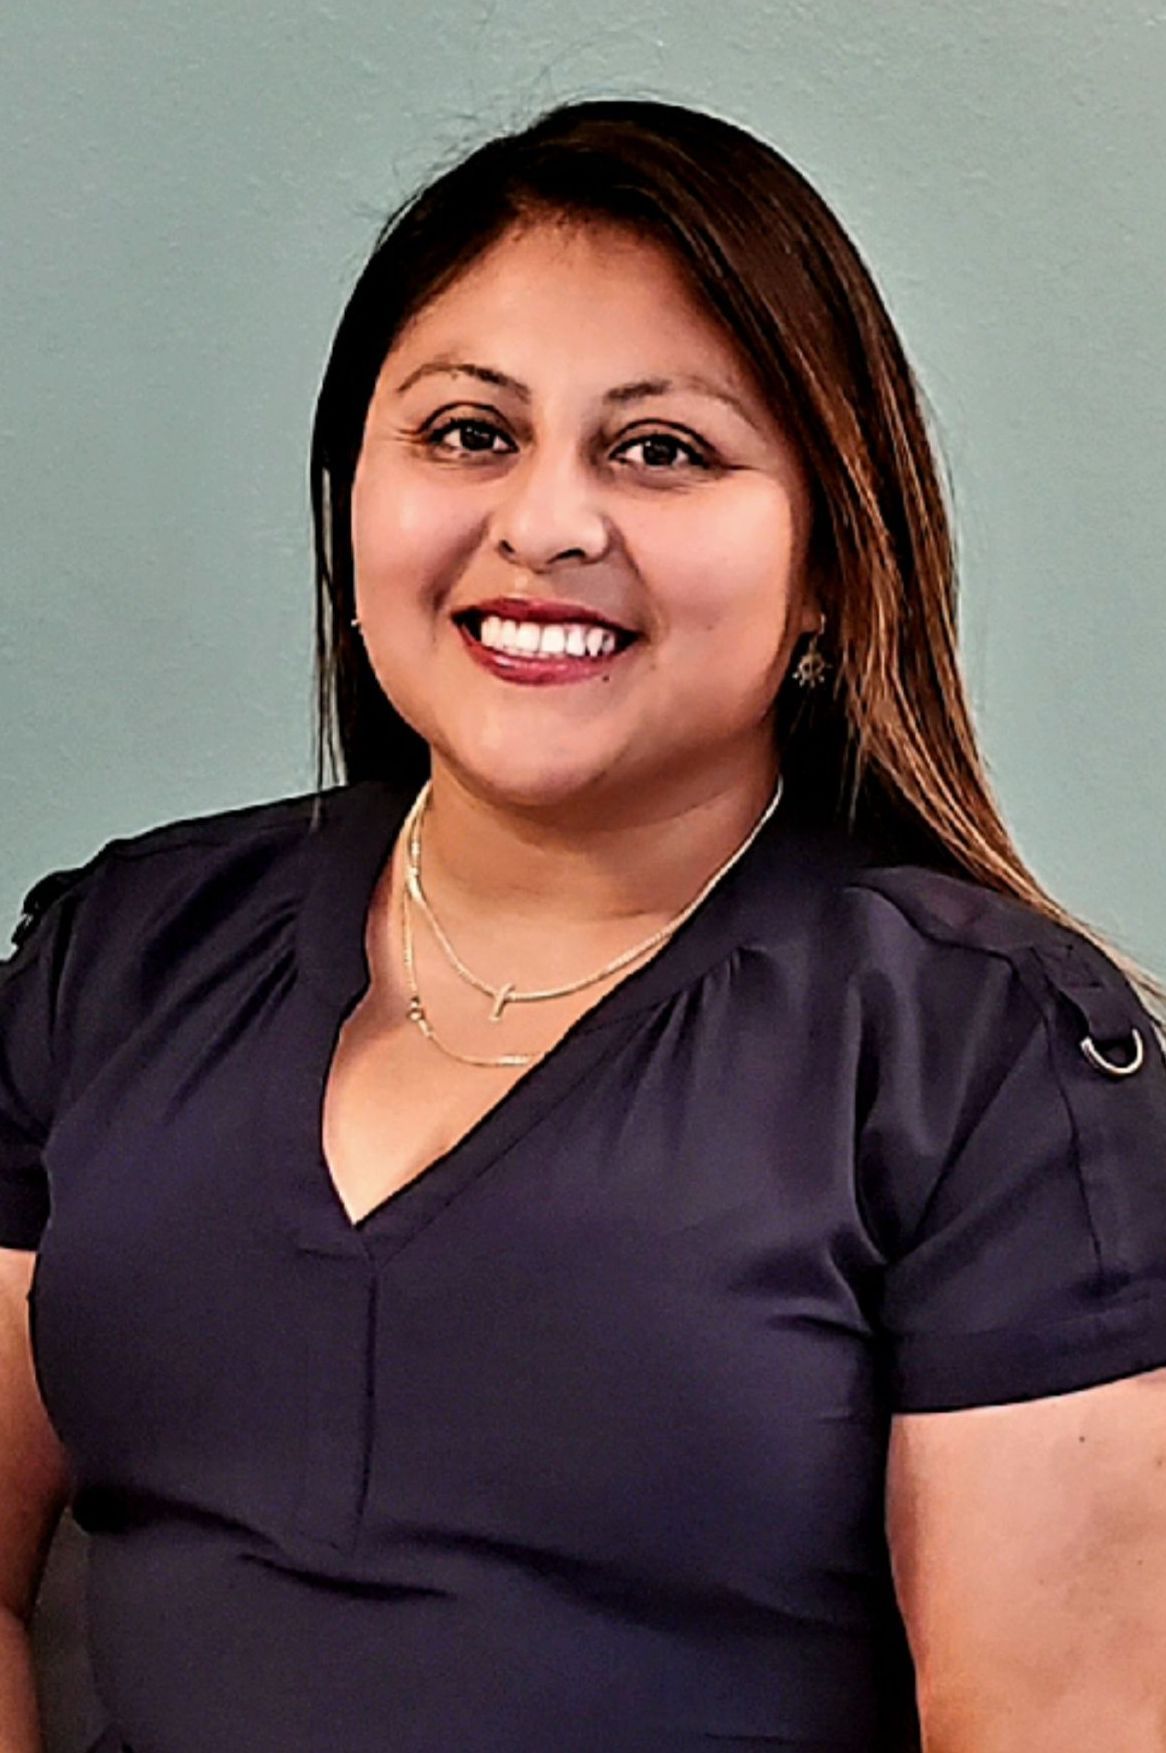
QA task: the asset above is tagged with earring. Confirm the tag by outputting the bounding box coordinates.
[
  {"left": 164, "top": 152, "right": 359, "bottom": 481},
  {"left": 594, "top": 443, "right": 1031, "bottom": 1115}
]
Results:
[
  {"left": 350, "top": 614, "right": 361, "bottom": 630},
  {"left": 792, "top": 614, "right": 829, "bottom": 689}
]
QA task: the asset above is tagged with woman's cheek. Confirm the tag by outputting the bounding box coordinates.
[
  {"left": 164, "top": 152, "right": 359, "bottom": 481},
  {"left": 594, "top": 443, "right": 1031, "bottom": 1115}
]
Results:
[
  {"left": 652, "top": 552, "right": 794, "bottom": 648},
  {"left": 642, "top": 484, "right": 799, "bottom": 620},
  {"left": 353, "top": 467, "right": 470, "bottom": 600}
]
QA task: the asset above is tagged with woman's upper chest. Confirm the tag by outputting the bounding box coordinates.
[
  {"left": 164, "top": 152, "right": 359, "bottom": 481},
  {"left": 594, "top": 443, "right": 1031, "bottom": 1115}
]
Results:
[
  {"left": 319, "top": 987, "right": 529, "bottom": 1225},
  {"left": 319, "top": 851, "right": 668, "bottom": 1226}
]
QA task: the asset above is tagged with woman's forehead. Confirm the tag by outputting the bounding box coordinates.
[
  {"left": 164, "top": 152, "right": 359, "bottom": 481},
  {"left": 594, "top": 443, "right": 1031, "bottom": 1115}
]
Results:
[{"left": 381, "top": 223, "right": 769, "bottom": 418}]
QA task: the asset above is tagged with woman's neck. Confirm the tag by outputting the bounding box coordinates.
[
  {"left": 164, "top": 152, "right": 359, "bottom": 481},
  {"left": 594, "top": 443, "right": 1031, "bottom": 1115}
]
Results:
[{"left": 415, "top": 750, "right": 782, "bottom": 938}]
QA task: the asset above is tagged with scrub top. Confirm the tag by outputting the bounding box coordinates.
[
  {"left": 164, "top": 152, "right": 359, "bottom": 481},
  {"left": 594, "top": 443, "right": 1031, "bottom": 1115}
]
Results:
[{"left": 3, "top": 778, "right": 1166, "bottom": 1753}]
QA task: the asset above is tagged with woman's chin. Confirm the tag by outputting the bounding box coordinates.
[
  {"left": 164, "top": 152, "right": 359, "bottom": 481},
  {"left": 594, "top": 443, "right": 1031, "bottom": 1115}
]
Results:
[{"left": 438, "top": 746, "right": 629, "bottom": 818}]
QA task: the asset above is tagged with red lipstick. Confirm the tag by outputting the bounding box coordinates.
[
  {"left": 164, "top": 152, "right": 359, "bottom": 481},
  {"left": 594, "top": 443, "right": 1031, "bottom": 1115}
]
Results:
[
  {"left": 452, "top": 597, "right": 641, "bottom": 687},
  {"left": 457, "top": 595, "right": 635, "bottom": 633}
]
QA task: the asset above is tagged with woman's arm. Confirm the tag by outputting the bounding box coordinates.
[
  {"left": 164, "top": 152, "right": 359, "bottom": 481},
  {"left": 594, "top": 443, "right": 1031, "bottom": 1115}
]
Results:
[
  {"left": 0, "top": 1247, "right": 71, "bottom": 1753},
  {"left": 887, "top": 1366, "right": 1166, "bottom": 1751}
]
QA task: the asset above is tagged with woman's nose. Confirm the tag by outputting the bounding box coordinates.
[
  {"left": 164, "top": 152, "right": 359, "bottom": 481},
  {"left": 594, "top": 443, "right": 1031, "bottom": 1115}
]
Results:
[{"left": 489, "top": 442, "right": 611, "bottom": 572}]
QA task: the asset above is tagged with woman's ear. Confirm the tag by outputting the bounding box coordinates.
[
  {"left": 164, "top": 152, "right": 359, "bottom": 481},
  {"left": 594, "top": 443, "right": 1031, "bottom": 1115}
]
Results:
[
  {"left": 798, "top": 537, "right": 833, "bottom": 636},
  {"left": 795, "top": 590, "right": 825, "bottom": 641}
]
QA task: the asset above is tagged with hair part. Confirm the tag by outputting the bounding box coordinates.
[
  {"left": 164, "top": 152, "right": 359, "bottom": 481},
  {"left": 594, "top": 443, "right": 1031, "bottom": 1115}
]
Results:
[{"left": 308, "top": 96, "right": 1164, "bottom": 1027}]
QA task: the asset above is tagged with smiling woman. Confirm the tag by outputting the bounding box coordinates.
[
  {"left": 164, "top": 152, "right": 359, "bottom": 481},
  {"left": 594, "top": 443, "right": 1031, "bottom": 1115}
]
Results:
[
  {"left": 3, "top": 97, "right": 1166, "bottom": 1753},
  {"left": 347, "top": 220, "right": 818, "bottom": 817}
]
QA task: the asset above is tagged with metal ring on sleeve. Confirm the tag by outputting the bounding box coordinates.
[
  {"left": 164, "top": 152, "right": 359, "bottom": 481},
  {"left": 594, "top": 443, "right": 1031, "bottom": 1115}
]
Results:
[{"left": 1079, "top": 1027, "right": 1144, "bottom": 1078}]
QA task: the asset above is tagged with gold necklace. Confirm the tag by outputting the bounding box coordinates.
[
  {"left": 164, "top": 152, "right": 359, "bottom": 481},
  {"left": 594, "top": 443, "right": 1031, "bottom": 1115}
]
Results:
[
  {"left": 401, "top": 878, "right": 536, "bottom": 1068},
  {"left": 399, "top": 775, "right": 785, "bottom": 1069}
]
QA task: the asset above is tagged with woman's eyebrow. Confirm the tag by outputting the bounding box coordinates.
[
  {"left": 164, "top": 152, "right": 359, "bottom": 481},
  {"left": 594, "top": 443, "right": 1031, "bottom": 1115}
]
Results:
[{"left": 393, "top": 359, "right": 758, "bottom": 428}]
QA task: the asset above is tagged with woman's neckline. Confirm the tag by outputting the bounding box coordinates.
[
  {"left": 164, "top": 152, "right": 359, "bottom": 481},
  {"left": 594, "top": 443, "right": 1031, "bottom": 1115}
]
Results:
[{"left": 294, "top": 776, "right": 871, "bottom": 1022}]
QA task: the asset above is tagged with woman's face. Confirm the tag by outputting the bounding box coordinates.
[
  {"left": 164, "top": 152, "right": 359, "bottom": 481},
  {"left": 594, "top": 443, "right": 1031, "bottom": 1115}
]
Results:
[{"left": 351, "top": 218, "right": 820, "bottom": 816}]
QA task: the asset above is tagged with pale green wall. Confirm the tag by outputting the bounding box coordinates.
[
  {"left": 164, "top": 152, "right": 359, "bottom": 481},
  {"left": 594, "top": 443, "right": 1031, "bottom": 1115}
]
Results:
[{"left": 3, "top": 0, "right": 1163, "bottom": 968}]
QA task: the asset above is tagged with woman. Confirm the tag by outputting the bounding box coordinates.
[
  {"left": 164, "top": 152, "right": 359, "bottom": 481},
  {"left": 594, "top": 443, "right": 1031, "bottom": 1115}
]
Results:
[{"left": 2, "top": 97, "right": 1165, "bottom": 1753}]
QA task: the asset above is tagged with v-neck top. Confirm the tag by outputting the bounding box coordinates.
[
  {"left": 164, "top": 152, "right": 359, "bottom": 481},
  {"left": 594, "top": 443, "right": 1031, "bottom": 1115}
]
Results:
[{"left": 4, "top": 778, "right": 1166, "bottom": 1753}]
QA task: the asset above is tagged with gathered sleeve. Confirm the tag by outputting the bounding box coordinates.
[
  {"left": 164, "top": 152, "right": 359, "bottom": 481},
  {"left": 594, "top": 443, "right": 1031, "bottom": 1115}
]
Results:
[
  {"left": 853, "top": 878, "right": 1166, "bottom": 1413},
  {"left": 0, "top": 860, "right": 103, "bottom": 1249}
]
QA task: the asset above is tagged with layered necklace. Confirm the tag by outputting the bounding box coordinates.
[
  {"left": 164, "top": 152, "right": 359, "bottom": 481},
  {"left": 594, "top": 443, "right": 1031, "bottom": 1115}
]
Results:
[{"left": 400, "top": 775, "right": 785, "bottom": 1069}]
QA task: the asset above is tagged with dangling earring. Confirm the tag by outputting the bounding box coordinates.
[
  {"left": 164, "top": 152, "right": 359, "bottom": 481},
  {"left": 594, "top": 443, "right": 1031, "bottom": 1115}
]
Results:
[{"left": 792, "top": 613, "right": 829, "bottom": 689}]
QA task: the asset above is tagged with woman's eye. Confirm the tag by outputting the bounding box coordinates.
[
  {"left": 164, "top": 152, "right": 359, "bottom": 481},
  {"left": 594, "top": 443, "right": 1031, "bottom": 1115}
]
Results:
[
  {"left": 419, "top": 418, "right": 710, "bottom": 471},
  {"left": 615, "top": 433, "right": 710, "bottom": 471},
  {"left": 424, "top": 417, "right": 512, "bottom": 456}
]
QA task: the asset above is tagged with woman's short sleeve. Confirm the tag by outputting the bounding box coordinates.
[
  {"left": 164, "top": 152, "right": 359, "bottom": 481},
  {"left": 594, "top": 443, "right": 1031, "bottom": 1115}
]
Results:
[
  {"left": 855, "top": 881, "right": 1166, "bottom": 1414},
  {"left": 0, "top": 861, "right": 100, "bottom": 1249}
]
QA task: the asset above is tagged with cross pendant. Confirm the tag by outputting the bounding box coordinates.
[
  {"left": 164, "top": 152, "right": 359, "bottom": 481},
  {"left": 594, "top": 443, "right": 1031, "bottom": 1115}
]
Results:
[{"left": 489, "top": 983, "right": 517, "bottom": 1023}]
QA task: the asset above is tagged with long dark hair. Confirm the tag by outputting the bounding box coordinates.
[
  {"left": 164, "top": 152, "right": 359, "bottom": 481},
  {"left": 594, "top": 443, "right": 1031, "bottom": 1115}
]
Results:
[{"left": 308, "top": 96, "right": 1164, "bottom": 1023}]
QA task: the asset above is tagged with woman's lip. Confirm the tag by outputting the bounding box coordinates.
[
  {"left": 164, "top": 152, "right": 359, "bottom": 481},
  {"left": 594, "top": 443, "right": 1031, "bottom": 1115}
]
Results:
[
  {"left": 458, "top": 597, "right": 635, "bottom": 633},
  {"left": 455, "top": 619, "right": 636, "bottom": 686}
]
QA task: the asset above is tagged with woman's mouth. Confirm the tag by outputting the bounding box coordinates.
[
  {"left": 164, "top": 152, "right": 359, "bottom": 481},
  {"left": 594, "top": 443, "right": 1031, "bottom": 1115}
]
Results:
[{"left": 453, "top": 609, "right": 640, "bottom": 686}]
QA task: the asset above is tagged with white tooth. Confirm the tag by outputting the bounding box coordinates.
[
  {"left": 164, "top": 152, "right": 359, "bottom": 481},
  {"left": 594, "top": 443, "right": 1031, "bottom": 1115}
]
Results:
[
  {"left": 481, "top": 615, "right": 502, "bottom": 649},
  {"left": 539, "top": 625, "right": 567, "bottom": 656},
  {"left": 565, "top": 626, "right": 588, "bottom": 657},
  {"left": 585, "top": 627, "right": 606, "bottom": 657},
  {"left": 516, "top": 622, "right": 542, "bottom": 653},
  {"left": 598, "top": 630, "right": 617, "bottom": 657},
  {"left": 500, "top": 619, "right": 520, "bottom": 650}
]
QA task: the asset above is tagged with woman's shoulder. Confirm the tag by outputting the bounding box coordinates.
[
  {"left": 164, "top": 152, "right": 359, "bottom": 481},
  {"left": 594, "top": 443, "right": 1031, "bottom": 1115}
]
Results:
[
  {"left": 837, "top": 853, "right": 1158, "bottom": 1066},
  {"left": 1, "top": 785, "right": 365, "bottom": 1129},
  {"left": 844, "top": 856, "right": 1078, "bottom": 963},
  {"left": 7, "top": 783, "right": 346, "bottom": 956},
  {"left": 762, "top": 816, "right": 1119, "bottom": 991},
  {"left": 808, "top": 841, "right": 1131, "bottom": 1002}
]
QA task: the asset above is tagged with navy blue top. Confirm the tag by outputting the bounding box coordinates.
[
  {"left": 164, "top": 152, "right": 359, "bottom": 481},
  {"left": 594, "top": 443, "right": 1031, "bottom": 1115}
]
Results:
[{"left": 4, "top": 779, "right": 1166, "bottom": 1753}]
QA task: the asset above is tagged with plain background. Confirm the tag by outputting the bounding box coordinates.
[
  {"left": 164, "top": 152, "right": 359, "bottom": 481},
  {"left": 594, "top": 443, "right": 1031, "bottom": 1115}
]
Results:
[{"left": 1, "top": 5, "right": 1163, "bottom": 1743}]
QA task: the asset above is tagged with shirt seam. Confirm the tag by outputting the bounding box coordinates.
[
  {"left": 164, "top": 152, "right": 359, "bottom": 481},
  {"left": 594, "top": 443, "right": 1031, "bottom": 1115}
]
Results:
[
  {"left": 98, "top": 800, "right": 320, "bottom": 869},
  {"left": 842, "top": 871, "right": 1067, "bottom": 971}
]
